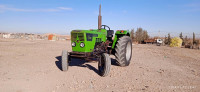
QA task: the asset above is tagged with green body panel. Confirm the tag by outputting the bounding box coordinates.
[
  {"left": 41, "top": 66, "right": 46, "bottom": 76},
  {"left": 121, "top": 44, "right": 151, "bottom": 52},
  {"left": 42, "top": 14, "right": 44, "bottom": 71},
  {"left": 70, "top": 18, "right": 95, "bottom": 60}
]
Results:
[
  {"left": 71, "top": 29, "right": 107, "bottom": 52},
  {"left": 111, "top": 30, "right": 130, "bottom": 49}
]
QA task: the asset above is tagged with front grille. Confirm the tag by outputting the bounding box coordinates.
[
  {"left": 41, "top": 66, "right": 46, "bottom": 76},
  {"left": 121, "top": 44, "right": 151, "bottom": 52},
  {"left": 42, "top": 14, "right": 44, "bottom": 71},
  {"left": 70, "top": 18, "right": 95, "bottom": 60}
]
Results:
[
  {"left": 71, "top": 33, "right": 84, "bottom": 41},
  {"left": 96, "top": 38, "right": 102, "bottom": 42}
]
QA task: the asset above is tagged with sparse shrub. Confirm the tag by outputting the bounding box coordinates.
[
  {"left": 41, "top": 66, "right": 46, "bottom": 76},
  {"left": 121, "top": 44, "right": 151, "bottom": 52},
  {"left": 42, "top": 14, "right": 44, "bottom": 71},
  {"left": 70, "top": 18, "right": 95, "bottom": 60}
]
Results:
[
  {"left": 185, "top": 41, "right": 192, "bottom": 48},
  {"left": 196, "top": 40, "right": 199, "bottom": 46},
  {"left": 170, "top": 37, "right": 182, "bottom": 47}
]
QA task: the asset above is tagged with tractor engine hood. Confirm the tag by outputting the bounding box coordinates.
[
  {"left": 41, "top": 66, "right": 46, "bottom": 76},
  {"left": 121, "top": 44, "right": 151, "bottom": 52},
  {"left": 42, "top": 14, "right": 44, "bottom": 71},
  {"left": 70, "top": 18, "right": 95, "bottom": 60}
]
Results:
[{"left": 70, "top": 29, "right": 106, "bottom": 52}]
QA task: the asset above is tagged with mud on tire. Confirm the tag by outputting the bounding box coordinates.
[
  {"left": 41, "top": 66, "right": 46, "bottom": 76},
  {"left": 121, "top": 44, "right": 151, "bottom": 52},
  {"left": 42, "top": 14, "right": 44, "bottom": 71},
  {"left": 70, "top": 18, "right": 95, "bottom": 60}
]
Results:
[{"left": 115, "top": 36, "right": 132, "bottom": 67}]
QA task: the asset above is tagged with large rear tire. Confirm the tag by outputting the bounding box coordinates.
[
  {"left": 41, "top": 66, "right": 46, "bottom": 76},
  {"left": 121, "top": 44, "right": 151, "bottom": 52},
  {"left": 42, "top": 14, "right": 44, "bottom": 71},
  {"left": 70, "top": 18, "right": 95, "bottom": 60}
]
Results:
[
  {"left": 62, "top": 50, "right": 69, "bottom": 71},
  {"left": 115, "top": 36, "right": 132, "bottom": 67},
  {"left": 98, "top": 53, "right": 111, "bottom": 77}
]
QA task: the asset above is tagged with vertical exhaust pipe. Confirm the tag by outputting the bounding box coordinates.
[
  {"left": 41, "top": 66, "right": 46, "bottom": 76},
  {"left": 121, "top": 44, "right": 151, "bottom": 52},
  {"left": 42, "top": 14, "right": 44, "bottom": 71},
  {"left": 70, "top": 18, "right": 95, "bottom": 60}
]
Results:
[{"left": 98, "top": 4, "right": 102, "bottom": 30}]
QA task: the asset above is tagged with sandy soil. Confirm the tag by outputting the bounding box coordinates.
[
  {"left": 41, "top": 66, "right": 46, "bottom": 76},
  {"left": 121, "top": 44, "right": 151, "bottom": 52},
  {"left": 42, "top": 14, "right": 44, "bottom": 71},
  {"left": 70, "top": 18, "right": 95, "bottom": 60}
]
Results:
[{"left": 0, "top": 39, "right": 199, "bottom": 92}]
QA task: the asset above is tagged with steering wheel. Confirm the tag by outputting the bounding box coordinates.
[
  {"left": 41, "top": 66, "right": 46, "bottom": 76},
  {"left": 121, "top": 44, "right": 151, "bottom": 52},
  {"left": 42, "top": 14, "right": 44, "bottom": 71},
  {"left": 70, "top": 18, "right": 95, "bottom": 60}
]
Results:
[{"left": 101, "top": 25, "right": 110, "bottom": 30}]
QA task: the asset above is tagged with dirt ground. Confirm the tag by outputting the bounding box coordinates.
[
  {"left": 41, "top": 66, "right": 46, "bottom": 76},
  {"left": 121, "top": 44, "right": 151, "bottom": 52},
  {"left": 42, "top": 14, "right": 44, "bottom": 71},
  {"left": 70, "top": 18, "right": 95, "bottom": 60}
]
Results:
[{"left": 0, "top": 39, "right": 199, "bottom": 92}]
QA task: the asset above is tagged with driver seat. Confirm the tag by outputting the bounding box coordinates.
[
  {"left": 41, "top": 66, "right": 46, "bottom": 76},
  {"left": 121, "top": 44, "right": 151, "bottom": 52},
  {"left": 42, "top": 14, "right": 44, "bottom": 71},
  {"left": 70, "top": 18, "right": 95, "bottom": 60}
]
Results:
[
  {"left": 107, "top": 30, "right": 114, "bottom": 37},
  {"left": 107, "top": 30, "right": 114, "bottom": 41}
]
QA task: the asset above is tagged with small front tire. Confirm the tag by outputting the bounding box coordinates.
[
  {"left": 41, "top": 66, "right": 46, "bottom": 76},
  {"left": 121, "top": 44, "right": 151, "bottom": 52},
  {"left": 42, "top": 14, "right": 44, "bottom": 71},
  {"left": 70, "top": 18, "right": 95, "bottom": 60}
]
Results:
[
  {"left": 98, "top": 53, "right": 111, "bottom": 77},
  {"left": 61, "top": 50, "right": 69, "bottom": 71}
]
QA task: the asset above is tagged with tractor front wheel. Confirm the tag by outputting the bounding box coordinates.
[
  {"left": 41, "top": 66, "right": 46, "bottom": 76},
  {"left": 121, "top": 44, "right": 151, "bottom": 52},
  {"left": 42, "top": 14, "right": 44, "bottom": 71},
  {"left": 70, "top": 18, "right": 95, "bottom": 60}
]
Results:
[
  {"left": 98, "top": 53, "right": 111, "bottom": 77},
  {"left": 61, "top": 50, "right": 69, "bottom": 71}
]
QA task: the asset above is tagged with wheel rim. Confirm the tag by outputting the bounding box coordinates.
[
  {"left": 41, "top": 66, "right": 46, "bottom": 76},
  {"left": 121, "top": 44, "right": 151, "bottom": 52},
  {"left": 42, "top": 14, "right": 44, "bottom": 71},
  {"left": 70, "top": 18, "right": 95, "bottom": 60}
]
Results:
[{"left": 126, "top": 41, "right": 131, "bottom": 61}]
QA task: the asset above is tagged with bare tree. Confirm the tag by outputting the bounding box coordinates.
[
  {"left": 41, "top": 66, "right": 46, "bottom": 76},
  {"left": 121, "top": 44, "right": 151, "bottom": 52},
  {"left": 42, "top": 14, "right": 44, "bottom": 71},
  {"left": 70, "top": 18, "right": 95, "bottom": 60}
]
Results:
[
  {"left": 179, "top": 32, "right": 183, "bottom": 46},
  {"left": 164, "top": 35, "right": 168, "bottom": 45},
  {"left": 135, "top": 28, "right": 143, "bottom": 43},
  {"left": 143, "top": 30, "right": 149, "bottom": 40},
  {"left": 135, "top": 27, "right": 149, "bottom": 43},
  {"left": 179, "top": 32, "right": 183, "bottom": 40},
  {"left": 130, "top": 29, "right": 135, "bottom": 41},
  {"left": 184, "top": 36, "right": 188, "bottom": 45},
  {"left": 193, "top": 32, "right": 196, "bottom": 45},
  {"left": 167, "top": 33, "right": 171, "bottom": 45}
]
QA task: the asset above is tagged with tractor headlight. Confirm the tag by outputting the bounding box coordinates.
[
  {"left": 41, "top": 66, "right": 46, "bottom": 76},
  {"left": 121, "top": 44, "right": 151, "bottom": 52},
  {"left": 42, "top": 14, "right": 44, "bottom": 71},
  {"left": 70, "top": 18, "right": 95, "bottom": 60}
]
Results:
[
  {"left": 72, "top": 42, "right": 76, "bottom": 47},
  {"left": 80, "top": 42, "right": 85, "bottom": 47}
]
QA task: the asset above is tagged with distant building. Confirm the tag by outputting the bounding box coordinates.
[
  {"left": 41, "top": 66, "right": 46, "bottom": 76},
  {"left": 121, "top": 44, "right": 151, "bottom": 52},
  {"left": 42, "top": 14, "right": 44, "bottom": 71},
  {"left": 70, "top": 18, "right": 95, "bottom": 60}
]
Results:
[
  {"left": 48, "top": 34, "right": 57, "bottom": 41},
  {"left": 3, "top": 34, "right": 11, "bottom": 38},
  {"left": 0, "top": 32, "right": 69, "bottom": 41}
]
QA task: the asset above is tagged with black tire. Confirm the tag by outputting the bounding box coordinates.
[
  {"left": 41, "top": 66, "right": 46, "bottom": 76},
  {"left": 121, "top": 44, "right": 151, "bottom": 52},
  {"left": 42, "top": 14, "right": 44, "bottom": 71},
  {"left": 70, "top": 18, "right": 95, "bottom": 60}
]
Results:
[
  {"left": 98, "top": 53, "right": 111, "bottom": 77},
  {"left": 115, "top": 36, "right": 132, "bottom": 67},
  {"left": 62, "top": 50, "right": 68, "bottom": 71}
]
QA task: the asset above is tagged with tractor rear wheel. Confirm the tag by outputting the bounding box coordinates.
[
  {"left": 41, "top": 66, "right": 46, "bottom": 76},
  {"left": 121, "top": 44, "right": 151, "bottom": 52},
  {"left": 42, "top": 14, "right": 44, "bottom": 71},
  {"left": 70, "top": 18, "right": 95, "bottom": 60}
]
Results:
[
  {"left": 115, "top": 36, "right": 132, "bottom": 67},
  {"left": 98, "top": 53, "right": 111, "bottom": 77},
  {"left": 61, "top": 50, "right": 69, "bottom": 71}
]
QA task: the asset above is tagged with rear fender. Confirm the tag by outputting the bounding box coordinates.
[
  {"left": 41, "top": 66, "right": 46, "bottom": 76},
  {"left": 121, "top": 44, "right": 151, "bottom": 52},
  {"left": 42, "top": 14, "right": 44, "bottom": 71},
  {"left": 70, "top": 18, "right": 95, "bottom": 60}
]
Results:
[{"left": 111, "top": 30, "right": 130, "bottom": 49}]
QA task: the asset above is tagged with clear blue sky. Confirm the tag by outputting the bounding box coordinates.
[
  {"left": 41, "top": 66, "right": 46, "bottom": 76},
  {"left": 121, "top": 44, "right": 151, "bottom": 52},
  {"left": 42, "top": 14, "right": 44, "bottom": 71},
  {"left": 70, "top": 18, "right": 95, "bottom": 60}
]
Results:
[{"left": 0, "top": 0, "right": 200, "bottom": 37}]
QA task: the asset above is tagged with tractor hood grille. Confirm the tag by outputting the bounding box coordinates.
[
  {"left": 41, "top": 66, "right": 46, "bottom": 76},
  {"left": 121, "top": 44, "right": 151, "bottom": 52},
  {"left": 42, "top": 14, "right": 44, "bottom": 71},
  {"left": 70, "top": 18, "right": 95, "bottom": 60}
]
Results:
[{"left": 71, "top": 33, "right": 84, "bottom": 41}]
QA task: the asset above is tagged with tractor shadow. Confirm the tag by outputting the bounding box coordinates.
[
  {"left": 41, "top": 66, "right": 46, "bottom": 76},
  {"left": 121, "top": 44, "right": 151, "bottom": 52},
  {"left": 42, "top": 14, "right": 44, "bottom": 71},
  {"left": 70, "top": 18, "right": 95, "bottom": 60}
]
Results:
[
  {"left": 55, "top": 56, "right": 99, "bottom": 74},
  {"left": 111, "top": 58, "right": 119, "bottom": 66},
  {"left": 55, "top": 56, "right": 118, "bottom": 75}
]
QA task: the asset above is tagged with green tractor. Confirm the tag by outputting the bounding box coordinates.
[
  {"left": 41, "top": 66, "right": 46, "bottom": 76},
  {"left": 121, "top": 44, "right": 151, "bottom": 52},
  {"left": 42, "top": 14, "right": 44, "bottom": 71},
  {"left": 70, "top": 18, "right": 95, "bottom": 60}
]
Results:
[{"left": 61, "top": 5, "right": 132, "bottom": 77}]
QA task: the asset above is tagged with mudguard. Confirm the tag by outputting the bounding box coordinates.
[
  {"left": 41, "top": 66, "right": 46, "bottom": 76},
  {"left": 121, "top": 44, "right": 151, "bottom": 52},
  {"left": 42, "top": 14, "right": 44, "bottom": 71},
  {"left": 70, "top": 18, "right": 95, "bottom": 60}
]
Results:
[{"left": 111, "top": 30, "right": 130, "bottom": 49}]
